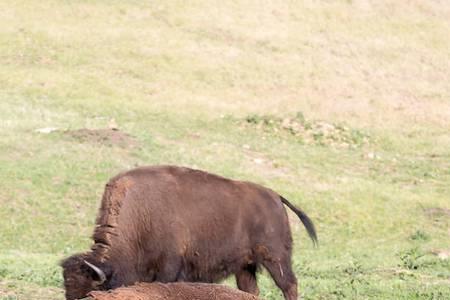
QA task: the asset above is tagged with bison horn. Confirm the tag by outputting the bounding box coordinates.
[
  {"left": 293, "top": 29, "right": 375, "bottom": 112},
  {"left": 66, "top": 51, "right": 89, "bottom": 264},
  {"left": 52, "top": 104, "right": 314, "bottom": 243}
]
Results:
[{"left": 83, "top": 260, "right": 106, "bottom": 284}]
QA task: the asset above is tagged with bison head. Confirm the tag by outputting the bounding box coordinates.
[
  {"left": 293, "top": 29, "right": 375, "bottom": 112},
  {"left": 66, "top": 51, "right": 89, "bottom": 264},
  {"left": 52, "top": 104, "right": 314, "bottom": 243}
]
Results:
[{"left": 61, "top": 253, "right": 110, "bottom": 300}]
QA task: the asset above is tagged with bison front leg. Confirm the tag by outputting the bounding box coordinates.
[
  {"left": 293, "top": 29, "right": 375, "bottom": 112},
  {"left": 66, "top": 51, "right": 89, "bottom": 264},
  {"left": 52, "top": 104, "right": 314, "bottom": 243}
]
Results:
[
  {"left": 235, "top": 264, "right": 259, "bottom": 295},
  {"left": 155, "top": 256, "right": 183, "bottom": 283}
]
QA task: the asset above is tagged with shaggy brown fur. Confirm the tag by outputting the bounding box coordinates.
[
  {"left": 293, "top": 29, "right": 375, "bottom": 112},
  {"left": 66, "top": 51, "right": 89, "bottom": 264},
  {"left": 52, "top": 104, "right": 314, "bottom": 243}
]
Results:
[
  {"left": 91, "top": 176, "right": 134, "bottom": 261},
  {"left": 61, "top": 165, "right": 317, "bottom": 300},
  {"left": 87, "top": 282, "right": 261, "bottom": 300}
]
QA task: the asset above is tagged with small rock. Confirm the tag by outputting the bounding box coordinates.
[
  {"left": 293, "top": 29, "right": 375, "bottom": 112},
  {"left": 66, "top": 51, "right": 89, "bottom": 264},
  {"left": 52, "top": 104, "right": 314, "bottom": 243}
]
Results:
[
  {"left": 318, "top": 122, "right": 335, "bottom": 131},
  {"left": 108, "top": 119, "right": 118, "bottom": 130},
  {"left": 242, "top": 144, "right": 251, "bottom": 150},
  {"left": 281, "top": 118, "right": 291, "bottom": 129},
  {"left": 253, "top": 158, "right": 264, "bottom": 164},
  {"left": 431, "top": 249, "right": 450, "bottom": 260},
  {"left": 35, "top": 127, "right": 58, "bottom": 134}
]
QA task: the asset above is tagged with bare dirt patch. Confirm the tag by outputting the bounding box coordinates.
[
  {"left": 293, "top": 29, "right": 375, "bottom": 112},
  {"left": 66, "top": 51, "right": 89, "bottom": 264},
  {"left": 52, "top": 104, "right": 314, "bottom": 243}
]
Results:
[
  {"left": 424, "top": 207, "right": 450, "bottom": 219},
  {"left": 63, "top": 128, "right": 138, "bottom": 148}
]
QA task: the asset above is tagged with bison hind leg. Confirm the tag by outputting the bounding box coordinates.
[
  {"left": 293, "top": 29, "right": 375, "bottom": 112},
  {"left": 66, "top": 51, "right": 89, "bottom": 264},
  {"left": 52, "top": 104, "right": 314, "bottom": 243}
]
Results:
[
  {"left": 235, "top": 264, "right": 259, "bottom": 295},
  {"left": 262, "top": 257, "right": 298, "bottom": 300}
]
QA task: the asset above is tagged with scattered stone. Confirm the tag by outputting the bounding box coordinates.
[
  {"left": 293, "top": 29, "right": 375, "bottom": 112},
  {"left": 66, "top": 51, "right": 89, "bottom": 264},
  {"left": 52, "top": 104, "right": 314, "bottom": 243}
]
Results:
[
  {"left": 243, "top": 113, "right": 369, "bottom": 148},
  {"left": 430, "top": 249, "right": 450, "bottom": 260},
  {"left": 35, "top": 127, "right": 58, "bottom": 134},
  {"left": 366, "top": 152, "right": 381, "bottom": 160},
  {"left": 108, "top": 118, "right": 119, "bottom": 130},
  {"left": 253, "top": 158, "right": 264, "bottom": 164}
]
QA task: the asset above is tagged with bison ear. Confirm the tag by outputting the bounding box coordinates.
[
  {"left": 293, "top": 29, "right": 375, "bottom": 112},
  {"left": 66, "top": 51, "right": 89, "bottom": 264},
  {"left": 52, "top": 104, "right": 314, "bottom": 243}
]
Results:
[{"left": 83, "top": 260, "right": 107, "bottom": 285}]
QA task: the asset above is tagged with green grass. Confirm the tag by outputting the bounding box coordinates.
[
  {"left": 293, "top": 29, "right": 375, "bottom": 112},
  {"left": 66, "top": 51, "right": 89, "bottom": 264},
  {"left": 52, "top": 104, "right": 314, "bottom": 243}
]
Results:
[{"left": 1, "top": 1, "right": 450, "bottom": 299}]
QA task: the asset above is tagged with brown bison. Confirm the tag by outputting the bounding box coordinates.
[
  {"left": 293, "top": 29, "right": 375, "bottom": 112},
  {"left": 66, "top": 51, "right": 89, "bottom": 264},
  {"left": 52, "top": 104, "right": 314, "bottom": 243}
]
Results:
[
  {"left": 87, "top": 282, "right": 261, "bottom": 300},
  {"left": 61, "top": 165, "right": 317, "bottom": 300}
]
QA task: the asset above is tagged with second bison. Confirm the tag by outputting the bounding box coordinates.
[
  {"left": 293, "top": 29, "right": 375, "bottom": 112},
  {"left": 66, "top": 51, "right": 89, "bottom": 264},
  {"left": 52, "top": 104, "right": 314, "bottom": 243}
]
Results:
[
  {"left": 62, "top": 165, "right": 317, "bottom": 300},
  {"left": 87, "top": 282, "right": 260, "bottom": 300}
]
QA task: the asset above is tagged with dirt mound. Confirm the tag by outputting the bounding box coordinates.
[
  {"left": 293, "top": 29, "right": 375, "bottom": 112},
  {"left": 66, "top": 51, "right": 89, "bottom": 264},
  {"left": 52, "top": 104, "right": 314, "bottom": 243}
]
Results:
[
  {"left": 87, "top": 282, "right": 260, "bottom": 300},
  {"left": 243, "top": 112, "right": 370, "bottom": 148},
  {"left": 64, "top": 128, "right": 137, "bottom": 148},
  {"left": 424, "top": 207, "right": 450, "bottom": 218}
]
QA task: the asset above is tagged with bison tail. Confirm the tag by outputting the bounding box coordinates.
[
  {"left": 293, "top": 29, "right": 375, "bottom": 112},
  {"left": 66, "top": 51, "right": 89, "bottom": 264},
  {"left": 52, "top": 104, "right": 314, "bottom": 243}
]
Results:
[{"left": 280, "top": 196, "right": 318, "bottom": 246}]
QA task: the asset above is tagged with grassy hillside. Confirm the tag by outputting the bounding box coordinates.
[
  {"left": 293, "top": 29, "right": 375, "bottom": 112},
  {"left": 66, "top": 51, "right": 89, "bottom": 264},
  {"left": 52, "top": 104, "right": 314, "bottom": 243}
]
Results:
[{"left": 1, "top": 1, "right": 449, "bottom": 299}]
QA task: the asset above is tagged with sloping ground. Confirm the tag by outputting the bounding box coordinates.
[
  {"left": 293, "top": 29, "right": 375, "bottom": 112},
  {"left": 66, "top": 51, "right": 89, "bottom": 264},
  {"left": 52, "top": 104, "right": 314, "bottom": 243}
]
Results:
[
  {"left": 1, "top": 1, "right": 449, "bottom": 129},
  {"left": 0, "top": 1, "right": 449, "bottom": 299}
]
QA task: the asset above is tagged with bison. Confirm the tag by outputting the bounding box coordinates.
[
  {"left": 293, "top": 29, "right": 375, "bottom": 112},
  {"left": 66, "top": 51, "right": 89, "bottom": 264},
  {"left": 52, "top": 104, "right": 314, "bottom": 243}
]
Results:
[
  {"left": 87, "top": 282, "right": 260, "bottom": 300},
  {"left": 61, "top": 165, "right": 317, "bottom": 300}
]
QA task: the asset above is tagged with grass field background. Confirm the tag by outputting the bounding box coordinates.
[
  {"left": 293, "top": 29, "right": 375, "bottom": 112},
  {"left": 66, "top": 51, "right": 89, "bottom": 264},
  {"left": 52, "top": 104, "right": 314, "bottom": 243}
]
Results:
[{"left": 1, "top": 1, "right": 449, "bottom": 299}]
